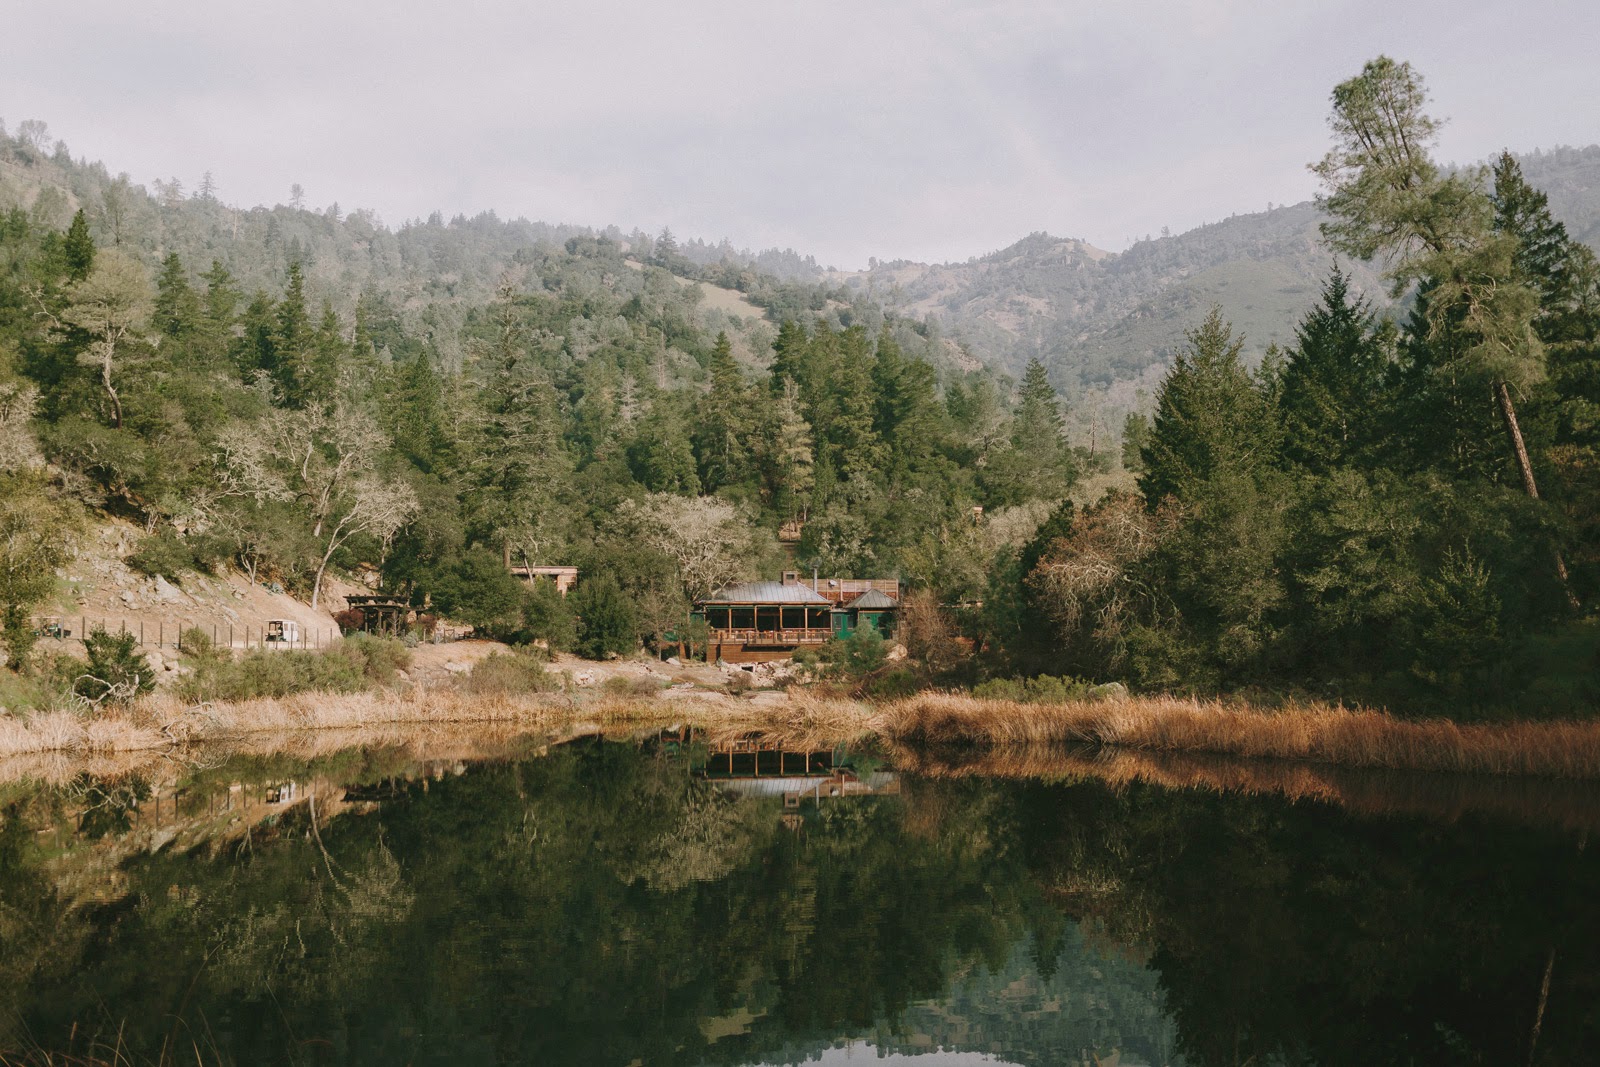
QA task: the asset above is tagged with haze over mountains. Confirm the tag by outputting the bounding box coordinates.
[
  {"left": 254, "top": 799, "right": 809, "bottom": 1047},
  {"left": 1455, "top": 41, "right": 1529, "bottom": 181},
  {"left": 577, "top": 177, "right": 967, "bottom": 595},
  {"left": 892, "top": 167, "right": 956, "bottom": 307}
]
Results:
[{"left": 6, "top": 118, "right": 1599, "bottom": 434}]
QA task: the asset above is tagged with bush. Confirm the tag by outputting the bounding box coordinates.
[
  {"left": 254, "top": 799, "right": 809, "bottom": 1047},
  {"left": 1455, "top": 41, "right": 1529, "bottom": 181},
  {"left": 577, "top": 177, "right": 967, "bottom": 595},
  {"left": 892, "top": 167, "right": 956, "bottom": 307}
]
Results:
[
  {"left": 177, "top": 626, "right": 214, "bottom": 656},
  {"left": 520, "top": 579, "right": 576, "bottom": 650},
  {"left": 971, "top": 674, "right": 1095, "bottom": 704},
  {"left": 76, "top": 628, "right": 156, "bottom": 706},
  {"left": 601, "top": 675, "right": 663, "bottom": 699},
  {"left": 573, "top": 575, "right": 637, "bottom": 659},
  {"left": 425, "top": 548, "right": 527, "bottom": 637},
  {"left": 456, "top": 650, "right": 561, "bottom": 696},
  {"left": 343, "top": 634, "right": 411, "bottom": 682},
  {"left": 177, "top": 636, "right": 410, "bottom": 703},
  {"left": 126, "top": 528, "right": 201, "bottom": 580},
  {"left": 864, "top": 668, "right": 920, "bottom": 699}
]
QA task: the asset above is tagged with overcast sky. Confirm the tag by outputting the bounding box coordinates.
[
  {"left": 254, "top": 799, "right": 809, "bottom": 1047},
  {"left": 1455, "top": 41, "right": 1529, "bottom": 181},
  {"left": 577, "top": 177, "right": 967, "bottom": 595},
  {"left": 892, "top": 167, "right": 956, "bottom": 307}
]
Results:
[{"left": 3, "top": 0, "right": 1598, "bottom": 269}]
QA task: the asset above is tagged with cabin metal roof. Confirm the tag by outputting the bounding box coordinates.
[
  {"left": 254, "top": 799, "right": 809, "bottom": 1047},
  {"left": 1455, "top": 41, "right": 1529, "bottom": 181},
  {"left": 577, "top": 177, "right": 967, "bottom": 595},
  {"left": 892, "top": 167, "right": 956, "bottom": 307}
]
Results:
[
  {"left": 845, "top": 589, "right": 899, "bottom": 610},
  {"left": 701, "top": 582, "right": 833, "bottom": 605}
]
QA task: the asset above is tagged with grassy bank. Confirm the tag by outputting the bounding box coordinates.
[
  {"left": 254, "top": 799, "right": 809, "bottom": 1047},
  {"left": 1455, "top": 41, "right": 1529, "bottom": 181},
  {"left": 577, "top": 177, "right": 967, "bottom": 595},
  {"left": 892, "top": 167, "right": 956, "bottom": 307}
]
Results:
[
  {"left": 875, "top": 692, "right": 1600, "bottom": 778},
  {"left": 6, "top": 682, "right": 1600, "bottom": 781}
]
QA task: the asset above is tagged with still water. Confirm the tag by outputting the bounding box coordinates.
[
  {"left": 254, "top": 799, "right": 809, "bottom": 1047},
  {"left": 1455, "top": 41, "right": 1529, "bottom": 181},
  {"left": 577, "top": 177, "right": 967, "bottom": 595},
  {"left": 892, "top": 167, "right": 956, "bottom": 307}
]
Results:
[{"left": 1, "top": 730, "right": 1596, "bottom": 1065}]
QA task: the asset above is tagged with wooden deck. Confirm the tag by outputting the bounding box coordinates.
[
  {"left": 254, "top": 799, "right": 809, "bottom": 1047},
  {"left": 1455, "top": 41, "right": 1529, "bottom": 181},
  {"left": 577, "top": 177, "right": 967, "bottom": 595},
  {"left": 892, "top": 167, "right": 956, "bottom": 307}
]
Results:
[{"left": 710, "top": 627, "right": 832, "bottom": 663}]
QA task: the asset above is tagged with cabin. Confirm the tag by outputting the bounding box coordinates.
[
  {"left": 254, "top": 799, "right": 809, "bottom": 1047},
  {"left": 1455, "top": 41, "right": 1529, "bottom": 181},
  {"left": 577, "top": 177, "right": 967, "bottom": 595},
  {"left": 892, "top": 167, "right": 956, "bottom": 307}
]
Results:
[
  {"left": 696, "top": 581, "right": 835, "bottom": 663},
  {"left": 696, "top": 575, "right": 902, "bottom": 662},
  {"left": 833, "top": 588, "right": 898, "bottom": 639},
  {"left": 510, "top": 565, "right": 579, "bottom": 596}
]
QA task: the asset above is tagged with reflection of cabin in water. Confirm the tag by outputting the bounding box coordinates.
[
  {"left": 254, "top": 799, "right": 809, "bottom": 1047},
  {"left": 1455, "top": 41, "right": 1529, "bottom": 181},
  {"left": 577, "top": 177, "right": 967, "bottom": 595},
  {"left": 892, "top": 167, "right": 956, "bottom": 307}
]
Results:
[
  {"left": 696, "top": 735, "right": 900, "bottom": 810},
  {"left": 696, "top": 574, "right": 902, "bottom": 662}
]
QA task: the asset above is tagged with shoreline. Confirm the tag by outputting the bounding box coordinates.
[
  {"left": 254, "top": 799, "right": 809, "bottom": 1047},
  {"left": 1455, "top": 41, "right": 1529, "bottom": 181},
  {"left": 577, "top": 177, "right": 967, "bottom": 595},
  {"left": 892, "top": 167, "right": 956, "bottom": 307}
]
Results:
[{"left": 4, "top": 685, "right": 1600, "bottom": 781}]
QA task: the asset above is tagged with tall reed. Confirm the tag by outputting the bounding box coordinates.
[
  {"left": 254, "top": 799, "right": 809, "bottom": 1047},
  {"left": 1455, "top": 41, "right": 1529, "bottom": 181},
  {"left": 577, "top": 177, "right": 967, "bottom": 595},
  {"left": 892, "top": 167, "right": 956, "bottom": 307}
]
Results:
[{"left": 876, "top": 692, "right": 1600, "bottom": 779}]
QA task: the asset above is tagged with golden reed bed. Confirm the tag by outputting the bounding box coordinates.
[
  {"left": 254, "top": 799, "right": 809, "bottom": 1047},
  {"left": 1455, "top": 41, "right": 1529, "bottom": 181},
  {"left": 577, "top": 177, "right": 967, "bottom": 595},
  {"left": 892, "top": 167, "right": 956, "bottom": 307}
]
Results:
[
  {"left": 3, "top": 686, "right": 1599, "bottom": 781},
  {"left": 876, "top": 692, "right": 1600, "bottom": 779}
]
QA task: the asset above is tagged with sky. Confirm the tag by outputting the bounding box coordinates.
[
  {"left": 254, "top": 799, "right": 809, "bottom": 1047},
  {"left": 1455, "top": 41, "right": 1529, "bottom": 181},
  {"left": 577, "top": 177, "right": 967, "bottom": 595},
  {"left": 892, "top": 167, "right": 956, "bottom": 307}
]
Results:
[{"left": 3, "top": 0, "right": 1598, "bottom": 270}]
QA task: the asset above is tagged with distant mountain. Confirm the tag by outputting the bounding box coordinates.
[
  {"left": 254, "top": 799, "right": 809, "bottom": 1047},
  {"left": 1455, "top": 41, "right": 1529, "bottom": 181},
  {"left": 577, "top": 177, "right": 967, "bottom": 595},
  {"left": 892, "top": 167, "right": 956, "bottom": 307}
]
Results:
[{"left": 828, "top": 144, "right": 1600, "bottom": 426}]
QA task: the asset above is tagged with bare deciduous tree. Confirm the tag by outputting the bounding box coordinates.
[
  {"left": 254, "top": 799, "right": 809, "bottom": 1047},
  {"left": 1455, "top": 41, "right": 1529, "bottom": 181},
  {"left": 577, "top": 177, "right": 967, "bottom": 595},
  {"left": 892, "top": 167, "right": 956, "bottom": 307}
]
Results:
[{"left": 615, "top": 493, "right": 751, "bottom": 602}]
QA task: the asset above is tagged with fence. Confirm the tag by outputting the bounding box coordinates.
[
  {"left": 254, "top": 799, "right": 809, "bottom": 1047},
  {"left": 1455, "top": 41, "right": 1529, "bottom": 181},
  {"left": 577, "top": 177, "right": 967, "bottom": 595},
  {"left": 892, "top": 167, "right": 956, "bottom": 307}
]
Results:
[{"left": 29, "top": 617, "right": 341, "bottom": 653}]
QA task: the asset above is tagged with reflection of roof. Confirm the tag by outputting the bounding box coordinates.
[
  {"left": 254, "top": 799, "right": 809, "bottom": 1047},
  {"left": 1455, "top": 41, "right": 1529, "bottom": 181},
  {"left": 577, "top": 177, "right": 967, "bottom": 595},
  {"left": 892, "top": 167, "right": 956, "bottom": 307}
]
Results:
[
  {"left": 845, "top": 589, "right": 898, "bottom": 610},
  {"left": 701, "top": 582, "right": 832, "bottom": 605}
]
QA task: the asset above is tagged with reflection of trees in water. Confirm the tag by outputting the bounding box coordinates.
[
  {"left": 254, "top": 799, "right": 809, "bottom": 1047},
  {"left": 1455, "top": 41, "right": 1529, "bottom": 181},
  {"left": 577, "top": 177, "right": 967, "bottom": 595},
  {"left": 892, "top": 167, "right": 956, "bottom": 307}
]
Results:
[
  {"left": 1, "top": 745, "right": 1596, "bottom": 1065},
  {"left": 1008, "top": 778, "right": 1600, "bottom": 1066}
]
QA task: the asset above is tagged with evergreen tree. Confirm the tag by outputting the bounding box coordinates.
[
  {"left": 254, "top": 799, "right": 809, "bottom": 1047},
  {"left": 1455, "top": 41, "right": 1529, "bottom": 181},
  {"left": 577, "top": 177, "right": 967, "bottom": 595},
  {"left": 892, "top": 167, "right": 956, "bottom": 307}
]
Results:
[
  {"left": 273, "top": 261, "right": 314, "bottom": 403},
  {"left": 62, "top": 209, "right": 95, "bottom": 282},
  {"left": 198, "top": 260, "right": 241, "bottom": 355},
  {"left": 1276, "top": 267, "right": 1391, "bottom": 474},
  {"left": 1139, "top": 309, "right": 1269, "bottom": 507},
  {"left": 1313, "top": 56, "right": 1573, "bottom": 603},
  {"left": 694, "top": 331, "right": 749, "bottom": 492},
  {"left": 152, "top": 252, "right": 200, "bottom": 340},
  {"left": 761, "top": 377, "right": 814, "bottom": 519}
]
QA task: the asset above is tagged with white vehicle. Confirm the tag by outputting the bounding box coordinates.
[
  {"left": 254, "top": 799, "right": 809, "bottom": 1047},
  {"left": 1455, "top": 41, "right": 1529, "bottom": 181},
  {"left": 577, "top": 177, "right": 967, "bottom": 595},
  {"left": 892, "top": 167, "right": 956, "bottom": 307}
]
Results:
[{"left": 265, "top": 619, "right": 300, "bottom": 645}]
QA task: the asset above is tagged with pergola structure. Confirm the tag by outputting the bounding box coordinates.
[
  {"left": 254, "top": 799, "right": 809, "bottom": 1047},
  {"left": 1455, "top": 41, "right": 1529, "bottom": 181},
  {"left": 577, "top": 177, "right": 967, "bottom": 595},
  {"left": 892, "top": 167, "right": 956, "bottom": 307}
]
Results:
[{"left": 344, "top": 595, "right": 412, "bottom": 636}]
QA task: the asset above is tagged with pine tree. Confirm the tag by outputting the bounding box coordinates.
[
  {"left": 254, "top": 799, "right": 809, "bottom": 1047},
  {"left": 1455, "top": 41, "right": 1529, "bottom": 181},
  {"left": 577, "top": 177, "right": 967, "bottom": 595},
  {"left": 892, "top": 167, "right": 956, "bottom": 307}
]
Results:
[
  {"left": 695, "top": 331, "right": 750, "bottom": 492},
  {"left": 62, "top": 209, "right": 95, "bottom": 282},
  {"left": 152, "top": 252, "right": 200, "bottom": 340},
  {"left": 1140, "top": 309, "right": 1269, "bottom": 507},
  {"left": 273, "top": 261, "right": 314, "bottom": 403},
  {"left": 1313, "top": 56, "right": 1574, "bottom": 602},
  {"left": 872, "top": 327, "right": 941, "bottom": 473},
  {"left": 761, "top": 377, "right": 814, "bottom": 519},
  {"left": 1276, "top": 267, "right": 1391, "bottom": 474}
]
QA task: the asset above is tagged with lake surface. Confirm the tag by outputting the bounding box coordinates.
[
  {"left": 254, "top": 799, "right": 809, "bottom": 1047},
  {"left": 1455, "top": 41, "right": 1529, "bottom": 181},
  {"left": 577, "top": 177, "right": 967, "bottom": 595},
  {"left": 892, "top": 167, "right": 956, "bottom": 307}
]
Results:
[{"left": 1, "top": 730, "right": 1597, "bottom": 1065}]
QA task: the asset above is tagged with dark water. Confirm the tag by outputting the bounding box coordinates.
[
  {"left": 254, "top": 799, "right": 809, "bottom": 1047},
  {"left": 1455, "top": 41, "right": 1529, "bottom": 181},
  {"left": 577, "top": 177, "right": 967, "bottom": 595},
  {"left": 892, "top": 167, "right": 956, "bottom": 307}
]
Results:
[{"left": 1, "top": 733, "right": 1597, "bottom": 1066}]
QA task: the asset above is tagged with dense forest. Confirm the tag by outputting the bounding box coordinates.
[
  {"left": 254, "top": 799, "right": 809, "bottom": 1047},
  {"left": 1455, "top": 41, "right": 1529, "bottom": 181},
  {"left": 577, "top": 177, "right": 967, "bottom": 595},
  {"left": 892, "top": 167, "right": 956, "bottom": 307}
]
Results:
[{"left": 1, "top": 56, "right": 1597, "bottom": 715}]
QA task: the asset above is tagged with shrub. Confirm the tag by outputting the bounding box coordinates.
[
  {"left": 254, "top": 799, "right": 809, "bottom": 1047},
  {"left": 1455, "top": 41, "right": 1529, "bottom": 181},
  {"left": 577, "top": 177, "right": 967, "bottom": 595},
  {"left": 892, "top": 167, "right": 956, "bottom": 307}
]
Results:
[
  {"left": 177, "top": 636, "right": 409, "bottom": 703},
  {"left": 343, "top": 634, "right": 412, "bottom": 682},
  {"left": 177, "top": 626, "right": 215, "bottom": 657},
  {"left": 126, "top": 528, "right": 200, "bottom": 580},
  {"left": 601, "top": 675, "right": 663, "bottom": 699},
  {"left": 457, "top": 650, "right": 560, "bottom": 696},
  {"left": 573, "top": 575, "right": 637, "bottom": 659},
  {"left": 864, "top": 669, "right": 921, "bottom": 700},
  {"left": 76, "top": 628, "right": 156, "bottom": 706},
  {"left": 519, "top": 579, "right": 575, "bottom": 650},
  {"left": 971, "top": 674, "right": 1095, "bottom": 704}
]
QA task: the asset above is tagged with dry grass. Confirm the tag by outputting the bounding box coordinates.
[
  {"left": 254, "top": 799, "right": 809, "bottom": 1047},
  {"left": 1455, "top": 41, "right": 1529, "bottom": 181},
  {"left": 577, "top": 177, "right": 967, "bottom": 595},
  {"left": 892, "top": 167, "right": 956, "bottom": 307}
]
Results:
[
  {"left": 876, "top": 692, "right": 1600, "bottom": 779},
  {"left": 4, "top": 684, "right": 1600, "bottom": 784}
]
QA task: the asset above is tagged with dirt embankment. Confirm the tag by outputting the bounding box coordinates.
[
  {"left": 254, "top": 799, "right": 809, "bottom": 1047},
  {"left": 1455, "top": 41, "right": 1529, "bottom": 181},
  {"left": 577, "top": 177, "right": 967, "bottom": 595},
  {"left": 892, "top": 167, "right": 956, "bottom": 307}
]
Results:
[{"left": 34, "top": 519, "right": 354, "bottom": 673}]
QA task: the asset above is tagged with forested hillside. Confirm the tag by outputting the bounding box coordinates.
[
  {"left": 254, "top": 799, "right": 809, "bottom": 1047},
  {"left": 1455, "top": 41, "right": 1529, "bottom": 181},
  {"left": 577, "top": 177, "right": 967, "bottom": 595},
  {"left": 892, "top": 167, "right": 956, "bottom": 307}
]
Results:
[{"left": 0, "top": 116, "right": 1092, "bottom": 676}]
